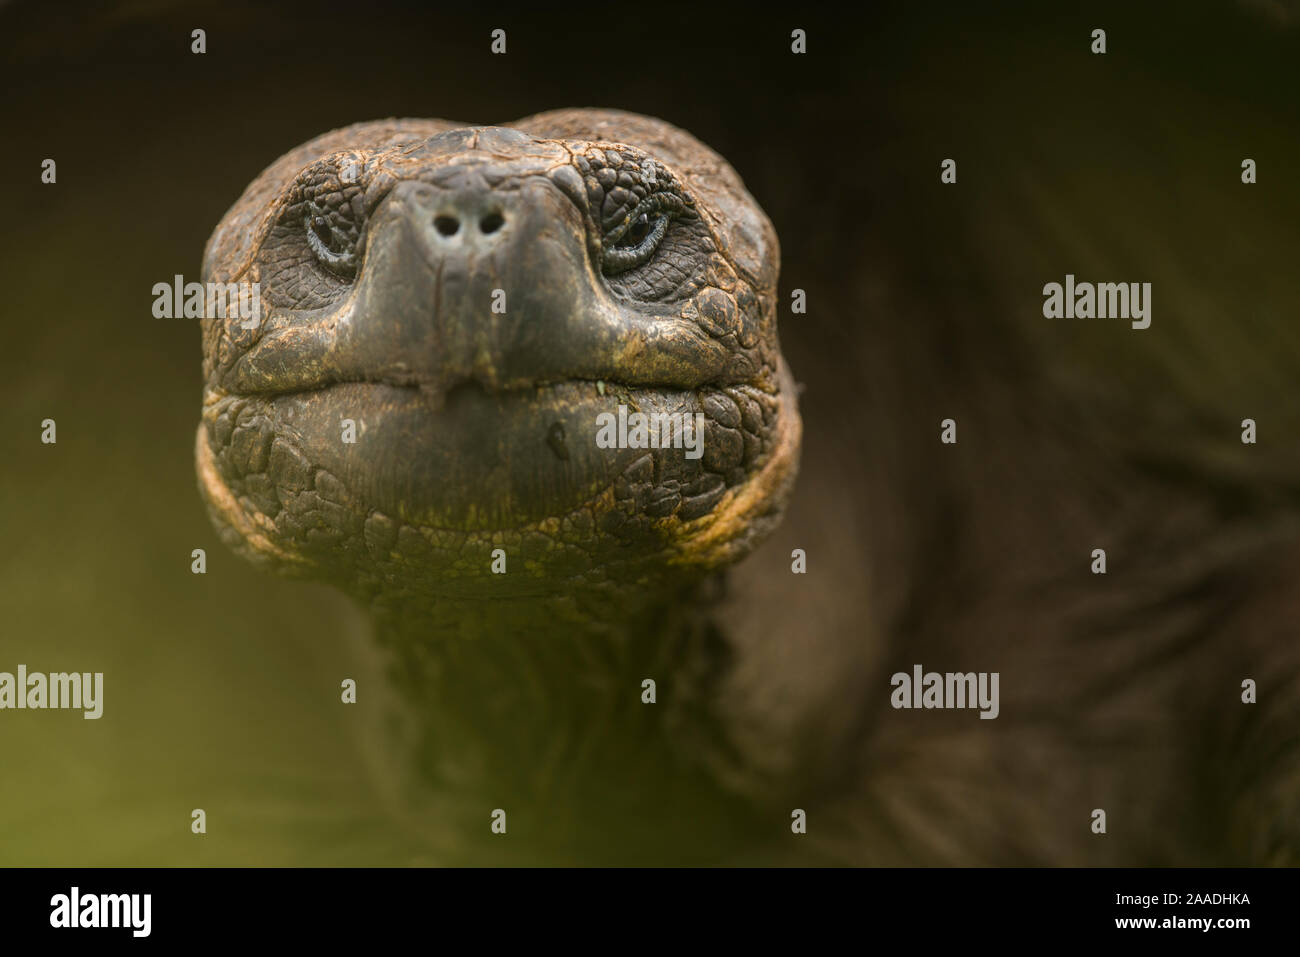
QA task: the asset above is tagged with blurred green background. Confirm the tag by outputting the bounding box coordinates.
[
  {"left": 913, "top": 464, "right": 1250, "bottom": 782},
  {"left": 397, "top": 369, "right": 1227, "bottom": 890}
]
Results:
[{"left": 1, "top": 0, "right": 1298, "bottom": 864}]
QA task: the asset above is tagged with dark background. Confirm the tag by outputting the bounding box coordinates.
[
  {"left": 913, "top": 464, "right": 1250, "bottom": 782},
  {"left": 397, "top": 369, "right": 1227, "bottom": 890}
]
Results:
[{"left": 2, "top": 0, "right": 1298, "bottom": 864}]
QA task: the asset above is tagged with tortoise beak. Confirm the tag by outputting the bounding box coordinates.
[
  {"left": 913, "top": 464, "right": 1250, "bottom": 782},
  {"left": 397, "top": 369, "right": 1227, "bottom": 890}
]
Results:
[{"left": 223, "top": 163, "right": 731, "bottom": 402}]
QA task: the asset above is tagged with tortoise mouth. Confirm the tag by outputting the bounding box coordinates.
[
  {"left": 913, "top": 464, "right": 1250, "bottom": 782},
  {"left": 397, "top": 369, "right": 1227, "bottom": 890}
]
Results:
[
  {"left": 225, "top": 370, "right": 705, "bottom": 407},
  {"left": 197, "top": 357, "right": 801, "bottom": 586},
  {"left": 204, "top": 375, "right": 725, "bottom": 534}
]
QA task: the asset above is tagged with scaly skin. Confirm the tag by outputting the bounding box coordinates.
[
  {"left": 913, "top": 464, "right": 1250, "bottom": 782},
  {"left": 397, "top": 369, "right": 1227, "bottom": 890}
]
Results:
[{"left": 196, "top": 110, "right": 802, "bottom": 862}]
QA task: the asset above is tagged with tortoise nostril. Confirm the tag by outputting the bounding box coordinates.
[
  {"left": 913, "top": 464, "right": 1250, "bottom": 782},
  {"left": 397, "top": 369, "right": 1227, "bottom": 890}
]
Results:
[
  {"left": 479, "top": 211, "right": 505, "bottom": 234},
  {"left": 434, "top": 215, "right": 460, "bottom": 237}
]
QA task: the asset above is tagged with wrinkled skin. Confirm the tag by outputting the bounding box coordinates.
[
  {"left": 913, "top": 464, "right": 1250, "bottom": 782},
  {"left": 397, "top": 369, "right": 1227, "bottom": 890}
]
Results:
[
  {"left": 197, "top": 111, "right": 801, "bottom": 862},
  {"left": 198, "top": 111, "right": 798, "bottom": 604}
]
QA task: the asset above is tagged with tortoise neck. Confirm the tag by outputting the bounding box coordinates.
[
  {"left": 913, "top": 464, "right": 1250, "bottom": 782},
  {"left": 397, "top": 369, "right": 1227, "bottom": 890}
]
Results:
[{"left": 364, "top": 579, "right": 768, "bottom": 863}]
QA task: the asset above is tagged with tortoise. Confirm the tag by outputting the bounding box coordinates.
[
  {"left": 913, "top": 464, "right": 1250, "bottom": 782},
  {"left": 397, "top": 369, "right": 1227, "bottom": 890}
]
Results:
[
  {"left": 196, "top": 110, "right": 802, "bottom": 863},
  {"left": 194, "top": 104, "right": 1300, "bottom": 869}
]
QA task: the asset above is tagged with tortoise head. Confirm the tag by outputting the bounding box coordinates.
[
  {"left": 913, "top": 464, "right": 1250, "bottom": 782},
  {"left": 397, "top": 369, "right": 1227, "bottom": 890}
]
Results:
[{"left": 196, "top": 109, "right": 800, "bottom": 602}]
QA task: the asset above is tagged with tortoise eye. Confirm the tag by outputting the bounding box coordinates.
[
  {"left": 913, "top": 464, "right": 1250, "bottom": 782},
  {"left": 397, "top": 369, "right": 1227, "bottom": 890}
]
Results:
[
  {"left": 305, "top": 206, "right": 359, "bottom": 278},
  {"left": 602, "top": 213, "right": 668, "bottom": 275},
  {"left": 310, "top": 216, "right": 343, "bottom": 253},
  {"left": 601, "top": 190, "right": 686, "bottom": 277},
  {"left": 623, "top": 214, "right": 652, "bottom": 246}
]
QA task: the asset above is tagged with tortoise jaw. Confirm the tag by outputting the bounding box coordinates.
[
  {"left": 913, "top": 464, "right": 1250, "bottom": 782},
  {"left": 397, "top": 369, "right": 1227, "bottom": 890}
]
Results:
[
  {"left": 203, "top": 376, "right": 720, "bottom": 530},
  {"left": 197, "top": 370, "right": 800, "bottom": 600}
]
